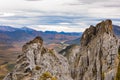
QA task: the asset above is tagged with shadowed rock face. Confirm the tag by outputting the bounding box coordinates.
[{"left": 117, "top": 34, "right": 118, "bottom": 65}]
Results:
[{"left": 3, "top": 36, "right": 73, "bottom": 80}]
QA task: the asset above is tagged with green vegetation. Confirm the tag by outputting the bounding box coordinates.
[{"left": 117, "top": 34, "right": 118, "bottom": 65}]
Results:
[
  {"left": 49, "top": 49, "right": 56, "bottom": 57},
  {"left": 116, "top": 47, "right": 120, "bottom": 80},
  {"left": 118, "top": 47, "right": 120, "bottom": 55},
  {"left": 6, "top": 64, "right": 15, "bottom": 71},
  {"left": 35, "top": 66, "right": 41, "bottom": 70},
  {"left": 102, "top": 72, "right": 105, "bottom": 80},
  {"left": 116, "top": 60, "right": 120, "bottom": 80},
  {"left": 0, "top": 76, "right": 5, "bottom": 80},
  {"left": 39, "top": 71, "right": 57, "bottom": 80},
  {"left": 51, "top": 77, "right": 57, "bottom": 80},
  {"left": 49, "top": 49, "right": 54, "bottom": 55},
  {"left": 39, "top": 71, "right": 52, "bottom": 80}
]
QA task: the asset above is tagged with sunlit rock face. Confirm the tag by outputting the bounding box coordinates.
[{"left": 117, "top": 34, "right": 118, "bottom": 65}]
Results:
[
  {"left": 4, "top": 36, "right": 73, "bottom": 80},
  {"left": 76, "top": 20, "right": 119, "bottom": 80},
  {"left": 62, "top": 19, "right": 119, "bottom": 80}
]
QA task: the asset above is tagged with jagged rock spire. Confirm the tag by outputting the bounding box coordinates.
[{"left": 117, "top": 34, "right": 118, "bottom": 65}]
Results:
[
  {"left": 22, "top": 36, "right": 43, "bottom": 53},
  {"left": 80, "top": 19, "right": 114, "bottom": 46},
  {"left": 62, "top": 19, "right": 119, "bottom": 80},
  {"left": 75, "top": 19, "right": 119, "bottom": 80}
]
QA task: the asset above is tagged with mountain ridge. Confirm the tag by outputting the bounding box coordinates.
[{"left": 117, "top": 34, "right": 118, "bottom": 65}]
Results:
[
  {"left": 0, "top": 25, "right": 82, "bottom": 43},
  {"left": 4, "top": 36, "right": 73, "bottom": 80},
  {"left": 3, "top": 19, "right": 120, "bottom": 80}
]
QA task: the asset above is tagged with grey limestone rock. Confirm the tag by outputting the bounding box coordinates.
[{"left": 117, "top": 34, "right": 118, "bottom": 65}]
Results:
[
  {"left": 62, "top": 19, "right": 119, "bottom": 80},
  {"left": 76, "top": 20, "right": 119, "bottom": 80},
  {"left": 4, "top": 36, "right": 73, "bottom": 80}
]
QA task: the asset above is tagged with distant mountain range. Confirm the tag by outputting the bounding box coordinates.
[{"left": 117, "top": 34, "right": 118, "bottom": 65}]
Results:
[
  {"left": 0, "top": 25, "right": 120, "bottom": 48},
  {"left": 0, "top": 25, "right": 82, "bottom": 55},
  {"left": 0, "top": 25, "right": 82, "bottom": 44},
  {"left": 0, "top": 25, "right": 82, "bottom": 66},
  {"left": 113, "top": 25, "right": 120, "bottom": 38},
  {"left": 0, "top": 25, "right": 120, "bottom": 47},
  {"left": 0, "top": 26, "right": 18, "bottom": 32}
]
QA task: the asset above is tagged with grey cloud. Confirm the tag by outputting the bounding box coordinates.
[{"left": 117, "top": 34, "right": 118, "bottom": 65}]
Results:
[
  {"left": 66, "top": 3, "right": 84, "bottom": 6},
  {"left": 0, "top": 0, "right": 120, "bottom": 32},
  {"left": 78, "top": 0, "right": 111, "bottom": 3},
  {"left": 104, "top": 4, "right": 120, "bottom": 7},
  {"left": 25, "top": 0, "right": 41, "bottom": 1}
]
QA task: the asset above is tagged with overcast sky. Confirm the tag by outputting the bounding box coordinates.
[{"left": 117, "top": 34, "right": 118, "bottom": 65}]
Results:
[{"left": 0, "top": 0, "right": 120, "bottom": 32}]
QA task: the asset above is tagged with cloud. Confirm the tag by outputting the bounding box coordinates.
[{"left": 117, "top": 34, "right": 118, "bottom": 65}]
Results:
[
  {"left": 0, "top": 12, "right": 15, "bottom": 17},
  {"left": 0, "top": 0, "right": 120, "bottom": 32},
  {"left": 29, "top": 25, "right": 85, "bottom": 32},
  {"left": 104, "top": 4, "right": 120, "bottom": 7},
  {"left": 26, "top": 0, "right": 41, "bottom": 1},
  {"left": 78, "top": 0, "right": 113, "bottom": 4}
]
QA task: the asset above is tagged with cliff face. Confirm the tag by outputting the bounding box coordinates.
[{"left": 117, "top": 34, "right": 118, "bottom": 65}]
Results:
[
  {"left": 4, "top": 19, "right": 119, "bottom": 80},
  {"left": 67, "top": 19, "right": 119, "bottom": 80},
  {"left": 4, "top": 36, "right": 73, "bottom": 80}
]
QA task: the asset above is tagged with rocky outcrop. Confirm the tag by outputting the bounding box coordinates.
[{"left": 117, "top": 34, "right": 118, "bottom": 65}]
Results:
[
  {"left": 75, "top": 19, "right": 119, "bottom": 80},
  {"left": 59, "top": 44, "right": 80, "bottom": 79},
  {"left": 61, "top": 19, "right": 119, "bottom": 80},
  {"left": 4, "top": 36, "right": 73, "bottom": 80},
  {"left": 4, "top": 19, "right": 119, "bottom": 80}
]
